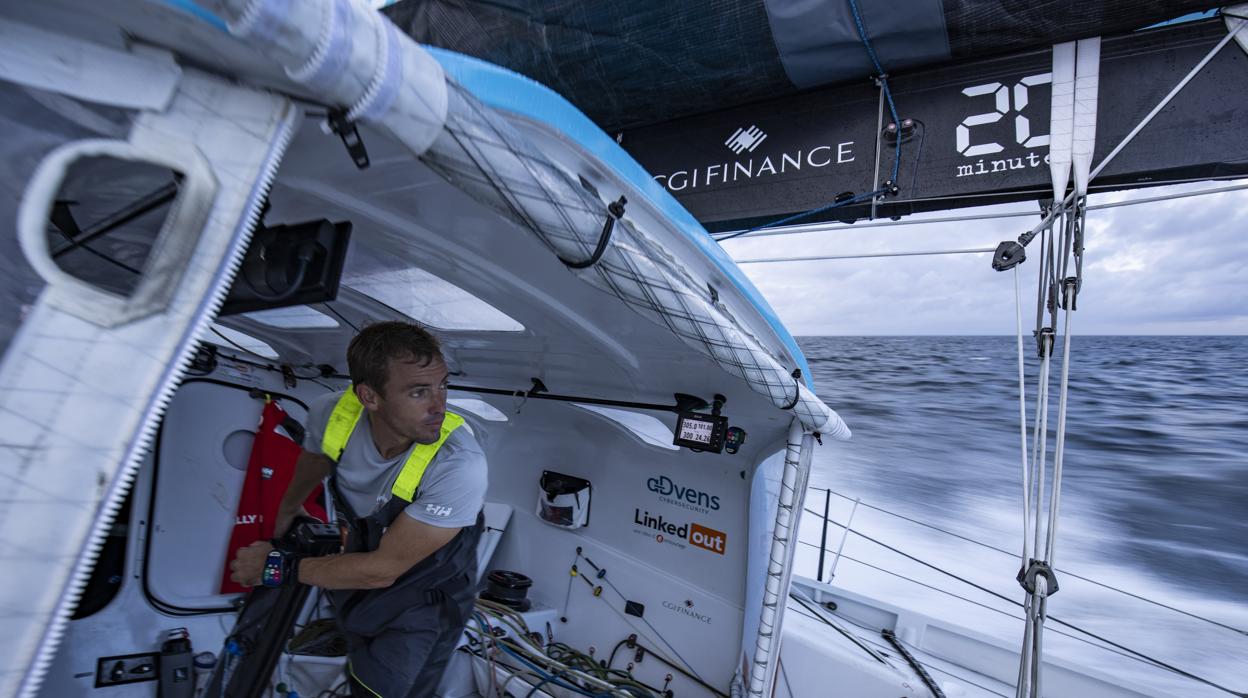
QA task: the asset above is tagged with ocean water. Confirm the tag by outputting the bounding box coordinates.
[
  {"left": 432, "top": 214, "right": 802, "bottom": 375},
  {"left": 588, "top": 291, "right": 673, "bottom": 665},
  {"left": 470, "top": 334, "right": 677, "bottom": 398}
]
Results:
[{"left": 793, "top": 335, "right": 1248, "bottom": 697}]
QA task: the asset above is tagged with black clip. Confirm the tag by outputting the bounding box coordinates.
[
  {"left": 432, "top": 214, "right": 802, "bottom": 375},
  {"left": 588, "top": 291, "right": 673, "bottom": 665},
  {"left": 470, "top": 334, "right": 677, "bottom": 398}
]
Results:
[
  {"left": 991, "top": 240, "right": 1026, "bottom": 271},
  {"left": 281, "top": 365, "right": 297, "bottom": 389},
  {"left": 1017, "top": 559, "right": 1059, "bottom": 595},
  {"left": 327, "top": 109, "right": 370, "bottom": 170},
  {"left": 1034, "top": 327, "right": 1055, "bottom": 358},
  {"left": 559, "top": 196, "right": 627, "bottom": 270},
  {"left": 1059, "top": 276, "right": 1080, "bottom": 311}
]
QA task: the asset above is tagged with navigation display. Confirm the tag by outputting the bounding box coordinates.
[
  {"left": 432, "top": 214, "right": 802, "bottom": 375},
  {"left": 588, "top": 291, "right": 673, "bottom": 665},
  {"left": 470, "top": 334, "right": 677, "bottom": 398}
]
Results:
[{"left": 673, "top": 412, "right": 728, "bottom": 453}]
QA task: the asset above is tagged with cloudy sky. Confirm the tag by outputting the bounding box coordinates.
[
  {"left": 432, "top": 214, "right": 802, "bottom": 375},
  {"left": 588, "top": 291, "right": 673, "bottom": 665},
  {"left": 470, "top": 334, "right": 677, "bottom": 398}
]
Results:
[{"left": 720, "top": 180, "right": 1248, "bottom": 336}]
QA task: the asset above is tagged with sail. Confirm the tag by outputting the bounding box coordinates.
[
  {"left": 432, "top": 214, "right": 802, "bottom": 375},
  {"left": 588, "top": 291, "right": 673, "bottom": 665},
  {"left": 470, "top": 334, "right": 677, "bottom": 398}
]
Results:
[{"left": 383, "top": 0, "right": 1218, "bottom": 132}]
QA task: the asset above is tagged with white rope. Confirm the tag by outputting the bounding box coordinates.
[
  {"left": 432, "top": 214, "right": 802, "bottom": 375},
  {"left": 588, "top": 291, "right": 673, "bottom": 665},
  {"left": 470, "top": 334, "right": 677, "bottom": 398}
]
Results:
[
  {"left": 1013, "top": 266, "right": 1031, "bottom": 570},
  {"left": 1044, "top": 282, "right": 1076, "bottom": 565}
]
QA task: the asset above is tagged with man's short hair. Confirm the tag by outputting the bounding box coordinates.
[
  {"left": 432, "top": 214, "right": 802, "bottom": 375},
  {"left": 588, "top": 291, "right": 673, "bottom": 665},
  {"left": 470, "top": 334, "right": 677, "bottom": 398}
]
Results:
[{"left": 347, "top": 321, "right": 442, "bottom": 393}]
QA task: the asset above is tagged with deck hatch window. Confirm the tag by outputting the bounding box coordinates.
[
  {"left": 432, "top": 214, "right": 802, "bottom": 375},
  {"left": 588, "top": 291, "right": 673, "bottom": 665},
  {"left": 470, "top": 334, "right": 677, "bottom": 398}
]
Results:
[
  {"left": 210, "top": 324, "right": 279, "bottom": 359},
  {"left": 573, "top": 404, "right": 678, "bottom": 450},
  {"left": 342, "top": 245, "right": 522, "bottom": 331},
  {"left": 242, "top": 305, "right": 339, "bottom": 329}
]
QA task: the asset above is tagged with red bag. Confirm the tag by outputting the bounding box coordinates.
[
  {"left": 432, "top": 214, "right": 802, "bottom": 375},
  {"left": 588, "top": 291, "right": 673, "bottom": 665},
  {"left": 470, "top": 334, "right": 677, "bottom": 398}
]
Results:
[{"left": 220, "top": 399, "right": 326, "bottom": 593}]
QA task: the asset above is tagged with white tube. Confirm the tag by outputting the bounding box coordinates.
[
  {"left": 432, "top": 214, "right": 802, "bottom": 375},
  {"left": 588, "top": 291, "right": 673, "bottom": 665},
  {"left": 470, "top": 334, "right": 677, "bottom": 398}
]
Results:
[
  {"left": 202, "top": 0, "right": 447, "bottom": 157},
  {"left": 747, "top": 419, "right": 814, "bottom": 697}
]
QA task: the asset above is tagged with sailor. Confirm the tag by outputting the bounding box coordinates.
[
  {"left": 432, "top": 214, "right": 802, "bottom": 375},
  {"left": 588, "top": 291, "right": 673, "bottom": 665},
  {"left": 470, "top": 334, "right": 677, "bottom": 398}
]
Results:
[{"left": 231, "top": 321, "right": 487, "bottom": 698}]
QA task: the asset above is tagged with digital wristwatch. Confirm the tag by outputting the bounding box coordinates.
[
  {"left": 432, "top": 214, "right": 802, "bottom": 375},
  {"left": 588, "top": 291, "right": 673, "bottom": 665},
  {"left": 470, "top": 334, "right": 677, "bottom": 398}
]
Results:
[{"left": 260, "top": 549, "right": 301, "bottom": 588}]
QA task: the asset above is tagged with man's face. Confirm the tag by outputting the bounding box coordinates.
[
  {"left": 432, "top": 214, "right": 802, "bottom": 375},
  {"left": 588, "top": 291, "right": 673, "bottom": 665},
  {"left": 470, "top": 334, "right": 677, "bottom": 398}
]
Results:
[{"left": 370, "top": 355, "right": 449, "bottom": 445}]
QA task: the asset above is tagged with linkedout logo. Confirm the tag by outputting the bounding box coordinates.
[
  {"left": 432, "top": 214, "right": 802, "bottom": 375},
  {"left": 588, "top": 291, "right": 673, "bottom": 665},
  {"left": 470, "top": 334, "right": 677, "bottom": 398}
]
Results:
[
  {"left": 633, "top": 509, "right": 726, "bottom": 555},
  {"left": 725, "top": 125, "right": 767, "bottom": 154},
  {"left": 647, "top": 475, "right": 720, "bottom": 513}
]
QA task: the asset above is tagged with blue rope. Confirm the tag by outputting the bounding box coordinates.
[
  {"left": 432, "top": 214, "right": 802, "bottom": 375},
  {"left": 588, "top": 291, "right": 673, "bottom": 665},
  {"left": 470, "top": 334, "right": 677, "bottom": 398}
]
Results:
[
  {"left": 848, "top": 0, "right": 903, "bottom": 184},
  {"left": 494, "top": 642, "right": 606, "bottom": 697},
  {"left": 715, "top": 190, "right": 882, "bottom": 241},
  {"left": 715, "top": 0, "right": 905, "bottom": 243}
]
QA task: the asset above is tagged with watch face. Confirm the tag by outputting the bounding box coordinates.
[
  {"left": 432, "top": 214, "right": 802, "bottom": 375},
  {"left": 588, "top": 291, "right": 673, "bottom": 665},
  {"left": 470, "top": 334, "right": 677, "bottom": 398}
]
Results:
[{"left": 262, "top": 551, "right": 285, "bottom": 587}]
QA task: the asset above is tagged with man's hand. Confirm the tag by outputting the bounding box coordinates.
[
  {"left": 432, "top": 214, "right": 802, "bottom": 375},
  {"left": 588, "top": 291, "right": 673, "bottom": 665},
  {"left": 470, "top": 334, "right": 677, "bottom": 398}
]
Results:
[{"left": 229, "top": 541, "right": 274, "bottom": 587}]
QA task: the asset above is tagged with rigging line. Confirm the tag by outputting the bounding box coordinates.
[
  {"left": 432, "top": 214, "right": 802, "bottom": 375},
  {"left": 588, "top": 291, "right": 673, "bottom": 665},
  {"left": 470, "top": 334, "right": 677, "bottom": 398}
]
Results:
[
  {"left": 808, "top": 591, "right": 1168, "bottom": 698},
  {"left": 48, "top": 220, "right": 142, "bottom": 275},
  {"left": 50, "top": 182, "right": 179, "bottom": 259},
  {"left": 799, "top": 507, "right": 1248, "bottom": 697},
  {"left": 584, "top": 569, "right": 711, "bottom": 689},
  {"left": 787, "top": 601, "right": 1011, "bottom": 698},
  {"left": 803, "top": 486, "right": 1248, "bottom": 636},
  {"left": 734, "top": 247, "right": 996, "bottom": 264},
  {"left": 712, "top": 180, "right": 1248, "bottom": 241},
  {"left": 788, "top": 592, "right": 889, "bottom": 664},
  {"left": 883, "top": 629, "right": 948, "bottom": 698},
  {"left": 1015, "top": 22, "right": 1248, "bottom": 259},
  {"left": 714, "top": 189, "right": 883, "bottom": 242},
  {"left": 796, "top": 540, "right": 1025, "bottom": 622},
  {"left": 1014, "top": 266, "right": 1033, "bottom": 571},
  {"left": 1094, "top": 19, "right": 1245, "bottom": 183},
  {"left": 320, "top": 302, "right": 361, "bottom": 333},
  {"left": 796, "top": 537, "right": 1194, "bottom": 671},
  {"left": 848, "top": 0, "right": 902, "bottom": 185},
  {"left": 776, "top": 657, "right": 795, "bottom": 698},
  {"left": 892, "top": 638, "right": 1011, "bottom": 698}
]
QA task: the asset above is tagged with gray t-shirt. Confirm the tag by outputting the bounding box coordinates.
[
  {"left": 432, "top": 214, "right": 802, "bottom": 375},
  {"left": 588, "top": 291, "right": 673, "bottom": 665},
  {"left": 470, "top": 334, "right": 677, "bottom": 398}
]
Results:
[{"left": 304, "top": 391, "right": 487, "bottom": 528}]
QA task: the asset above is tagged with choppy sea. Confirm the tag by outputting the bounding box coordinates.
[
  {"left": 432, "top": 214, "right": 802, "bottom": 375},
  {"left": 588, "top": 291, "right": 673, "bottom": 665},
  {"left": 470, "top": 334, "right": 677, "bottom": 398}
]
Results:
[{"left": 792, "top": 335, "right": 1248, "bottom": 697}]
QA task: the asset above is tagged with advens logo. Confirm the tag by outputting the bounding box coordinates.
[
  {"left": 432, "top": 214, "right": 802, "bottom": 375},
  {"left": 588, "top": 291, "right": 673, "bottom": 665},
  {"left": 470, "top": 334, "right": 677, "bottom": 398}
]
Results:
[
  {"left": 647, "top": 475, "right": 720, "bottom": 514},
  {"left": 633, "top": 509, "right": 726, "bottom": 555}
]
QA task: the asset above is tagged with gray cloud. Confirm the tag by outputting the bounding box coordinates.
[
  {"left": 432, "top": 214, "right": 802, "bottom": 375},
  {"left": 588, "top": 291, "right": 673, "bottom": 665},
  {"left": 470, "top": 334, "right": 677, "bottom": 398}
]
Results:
[{"left": 724, "top": 181, "right": 1248, "bottom": 335}]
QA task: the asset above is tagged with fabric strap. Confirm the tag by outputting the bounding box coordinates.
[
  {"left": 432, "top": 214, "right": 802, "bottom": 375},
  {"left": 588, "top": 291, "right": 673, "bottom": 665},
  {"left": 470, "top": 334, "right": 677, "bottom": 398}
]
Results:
[{"left": 321, "top": 388, "right": 464, "bottom": 502}]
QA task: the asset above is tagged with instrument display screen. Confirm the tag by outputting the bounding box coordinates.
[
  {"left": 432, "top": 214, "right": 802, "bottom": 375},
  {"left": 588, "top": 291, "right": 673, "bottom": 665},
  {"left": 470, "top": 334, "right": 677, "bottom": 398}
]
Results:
[{"left": 673, "top": 412, "right": 728, "bottom": 453}]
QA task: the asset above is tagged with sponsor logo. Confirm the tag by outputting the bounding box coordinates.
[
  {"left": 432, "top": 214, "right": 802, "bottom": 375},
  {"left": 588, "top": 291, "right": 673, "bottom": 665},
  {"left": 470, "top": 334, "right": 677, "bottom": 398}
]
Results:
[
  {"left": 633, "top": 509, "right": 726, "bottom": 555},
  {"left": 663, "top": 599, "right": 712, "bottom": 625},
  {"left": 260, "top": 467, "right": 274, "bottom": 479},
  {"left": 689, "top": 523, "right": 726, "bottom": 554},
  {"left": 235, "top": 514, "right": 260, "bottom": 525},
  {"left": 725, "top": 125, "right": 767, "bottom": 154},
  {"left": 646, "top": 475, "right": 720, "bottom": 514},
  {"left": 653, "top": 139, "right": 855, "bottom": 193},
  {"left": 953, "top": 74, "right": 1052, "bottom": 180},
  {"left": 425, "top": 504, "right": 453, "bottom": 518}
]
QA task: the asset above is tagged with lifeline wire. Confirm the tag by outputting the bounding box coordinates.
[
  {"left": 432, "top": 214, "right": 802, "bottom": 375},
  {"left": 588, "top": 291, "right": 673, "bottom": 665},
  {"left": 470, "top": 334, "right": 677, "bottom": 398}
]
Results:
[
  {"left": 797, "top": 508, "right": 1247, "bottom": 696},
  {"left": 802, "top": 487, "right": 1247, "bottom": 636}
]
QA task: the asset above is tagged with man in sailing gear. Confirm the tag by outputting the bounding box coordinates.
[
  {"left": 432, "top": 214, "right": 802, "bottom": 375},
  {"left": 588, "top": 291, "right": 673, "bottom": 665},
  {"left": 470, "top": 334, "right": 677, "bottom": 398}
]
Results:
[{"left": 231, "top": 321, "right": 487, "bottom": 698}]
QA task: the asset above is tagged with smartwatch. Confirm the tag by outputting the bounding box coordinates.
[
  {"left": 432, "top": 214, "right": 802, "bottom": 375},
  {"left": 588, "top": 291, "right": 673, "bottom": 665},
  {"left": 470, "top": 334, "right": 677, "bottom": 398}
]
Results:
[{"left": 261, "top": 550, "right": 301, "bottom": 588}]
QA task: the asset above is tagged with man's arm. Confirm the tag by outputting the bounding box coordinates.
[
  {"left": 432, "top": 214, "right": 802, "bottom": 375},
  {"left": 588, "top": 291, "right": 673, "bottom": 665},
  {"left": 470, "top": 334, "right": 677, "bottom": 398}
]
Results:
[
  {"left": 274, "top": 451, "right": 333, "bottom": 538},
  {"left": 299, "top": 515, "right": 460, "bottom": 589},
  {"left": 230, "top": 515, "right": 459, "bottom": 590}
]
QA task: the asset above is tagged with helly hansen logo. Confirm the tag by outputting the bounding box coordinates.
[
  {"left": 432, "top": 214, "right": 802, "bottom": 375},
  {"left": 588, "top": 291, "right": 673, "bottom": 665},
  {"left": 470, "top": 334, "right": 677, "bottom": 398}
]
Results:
[
  {"left": 725, "top": 125, "right": 767, "bottom": 154},
  {"left": 425, "top": 504, "right": 453, "bottom": 518}
]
